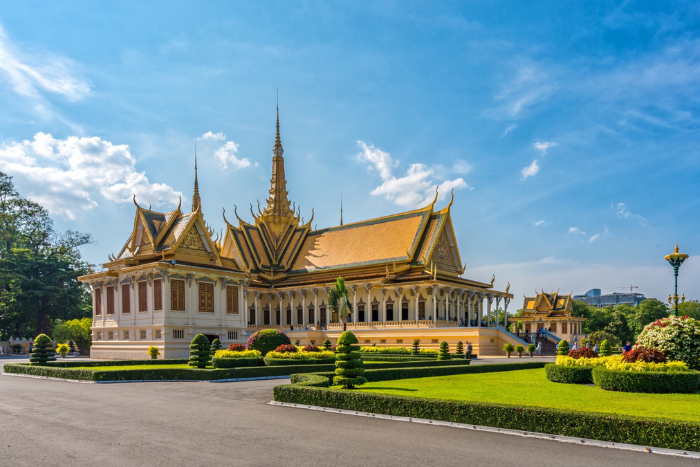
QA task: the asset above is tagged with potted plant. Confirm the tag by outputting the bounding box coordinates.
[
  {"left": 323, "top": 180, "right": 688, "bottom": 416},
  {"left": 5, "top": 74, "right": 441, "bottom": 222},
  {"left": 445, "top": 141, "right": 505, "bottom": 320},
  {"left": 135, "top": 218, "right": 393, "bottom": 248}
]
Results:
[
  {"left": 503, "top": 342, "right": 514, "bottom": 358},
  {"left": 56, "top": 343, "right": 70, "bottom": 358},
  {"left": 147, "top": 345, "right": 160, "bottom": 360},
  {"left": 515, "top": 344, "right": 525, "bottom": 358},
  {"left": 527, "top": 343, "right": 536, "bottom": 357}
]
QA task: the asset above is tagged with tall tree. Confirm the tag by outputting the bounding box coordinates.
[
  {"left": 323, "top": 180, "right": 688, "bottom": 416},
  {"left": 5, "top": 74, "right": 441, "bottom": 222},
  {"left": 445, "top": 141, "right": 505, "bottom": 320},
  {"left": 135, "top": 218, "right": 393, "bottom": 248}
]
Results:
[{"left": 678, "top": 300, "right": 700, "bottom": 320}]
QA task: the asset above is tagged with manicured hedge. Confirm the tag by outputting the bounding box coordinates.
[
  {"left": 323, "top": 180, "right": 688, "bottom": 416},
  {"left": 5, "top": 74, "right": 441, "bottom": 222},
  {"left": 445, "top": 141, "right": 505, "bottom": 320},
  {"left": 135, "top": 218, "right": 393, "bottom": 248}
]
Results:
[
  {"left": 592, "top": 367, "right": 700, "bottom": 394},
  {"left": 212, "top": 357, "right": 262, "bottom": 369},
  {"left": 545, "top": 364, "right": 594, "bottom": 384},
  {"left": 359, "top": 355, "right": 435, "bottom": 362},
  {"left": 273, "top": 384, "right": 700, "bottom": 451},
  {"left": 291, "top": 373, "right": 330, "bottom": 388},
  {"left": 38, "top": 359, "right": 190, "bottom": 368},
  {"left": 263, "top": 357, "right": 335, "bottom": 366}
]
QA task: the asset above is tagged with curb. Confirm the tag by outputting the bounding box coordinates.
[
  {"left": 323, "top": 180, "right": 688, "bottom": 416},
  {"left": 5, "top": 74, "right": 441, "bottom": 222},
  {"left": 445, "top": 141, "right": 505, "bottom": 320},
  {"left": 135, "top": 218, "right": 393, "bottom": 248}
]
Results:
[
  {"left": 268, "top": 401, "right": 700, "bottom": 459},
  {"left": 1, "top": 372, "right": 291, "bottom": 384}
]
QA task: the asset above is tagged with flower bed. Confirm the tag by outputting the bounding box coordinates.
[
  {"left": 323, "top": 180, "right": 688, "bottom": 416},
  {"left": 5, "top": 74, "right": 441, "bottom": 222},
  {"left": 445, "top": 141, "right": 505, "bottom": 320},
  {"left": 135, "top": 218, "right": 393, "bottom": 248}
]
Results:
[
  {"left": 359, "top": 346, "right": 411, "bottom": 354},
  {"left": 263, "top": 350, "right": 335, "bottom": 366},
  {"left": 592, "top": 367, "right": 700, "bottom": 394},
  {"left": 636, "top": 316, "right": 700, "bottom": 370},
  {"left": 211, "top": 349, "right": 262, "bottom": 368}
]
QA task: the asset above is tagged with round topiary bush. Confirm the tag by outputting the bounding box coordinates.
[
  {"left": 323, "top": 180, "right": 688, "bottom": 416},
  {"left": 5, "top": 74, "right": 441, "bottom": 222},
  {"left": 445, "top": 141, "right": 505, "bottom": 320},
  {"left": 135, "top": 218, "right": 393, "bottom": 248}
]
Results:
[
  {"left": 438, "top": 341, "right": 451, "bottom": 360},
  {"left": 29, "top": 334, "right": 56, "bottom": 364},
  {"left": 557, "top": 340, "right": 570, "bottom": 356},
  {"left": 228, "top": 343, "right": 246, "bottom": 352},
  {"left": 636, "top": 316, "right": 700, "bottom": 370},
  {"left": 622, "top": 346, "right": 666, "bottom": 363},
  {"left": 599, "top": 339, "right": 612, "bottom": 357},
  {"left": 275, "top": 344, "right": 298, "bottom": 353},
  {"left": 189, "top": 334, "right": 211, "bottom": 368},
  {"left": 592, "top": 366, "right": 700, "bottom": 394},
  {"left": 568, "top": 347, "right": 599, "bottom": 359},
  {"left": 333, "top": 331, "right": 366, "bottom": 389},
  {"left": 545, "top": 363, "right": 594, "bottom": 384},
  {"left": 246, "top": 329, "right": 291, "bottom": 356}
]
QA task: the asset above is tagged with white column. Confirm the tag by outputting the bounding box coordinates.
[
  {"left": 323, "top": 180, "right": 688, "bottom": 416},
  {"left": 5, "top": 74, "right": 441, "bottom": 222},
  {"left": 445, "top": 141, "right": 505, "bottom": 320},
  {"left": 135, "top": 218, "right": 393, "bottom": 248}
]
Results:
[
  {"left": 287, "top": 290, "right": 295, "bottom": 326},
  {"left": 395, "top": 287, "right": 403, "bottom": 324},
  {"left": 432, "top": 285, "right": 438, "bottom": 323},
  {"left": 350, "top": 285, "right": 357, "bottom": 324},
  {"left": 312, "top": 288, "right": 319, "bottom": 327},
  {"left": 381, "top": 288, "right": 387, "bottom": 323},
  {"left": 487, "top": 294, "right": 492, "bottom": 328},
  {"left": 365, "top": 283, "right": 372, "bottom": 323},
  {"left": 254, "top": 291, "right": 260, "bottom": 326},
  {"left": 299, "top": 289, "right": 306, "bottom": 326},
  {"left": 504, "top": 298, "right": 510, "bottom": 329},
  {"left": 477, "top": 293, "right": 483, "bottom": 327},
  {"left": 412, "top": 286, "right": 419, "bottom": 321}
]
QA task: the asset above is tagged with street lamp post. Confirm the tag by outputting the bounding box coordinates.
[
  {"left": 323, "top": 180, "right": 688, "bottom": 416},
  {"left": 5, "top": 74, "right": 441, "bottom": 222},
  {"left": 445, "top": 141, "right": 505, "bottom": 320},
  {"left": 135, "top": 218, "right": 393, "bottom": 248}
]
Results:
[{"left": 664, "top": 243, "right": 688, "bottom": 317}]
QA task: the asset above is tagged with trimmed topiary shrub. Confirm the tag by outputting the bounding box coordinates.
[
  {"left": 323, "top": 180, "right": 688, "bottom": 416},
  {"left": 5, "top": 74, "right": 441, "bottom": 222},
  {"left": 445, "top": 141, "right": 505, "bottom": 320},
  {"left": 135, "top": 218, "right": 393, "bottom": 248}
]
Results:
[
  {"left": 515, "top": 344, "right": 525, "bottom": 357},
  {"left": 412, "top": 339, "right": 420, "bottom": 355},
  {"left": 56, "top": 343, "right": 70, "bottom": 358},
  {"left": 275, "top": 344, "right": 298, "bottom": 354},
  {"left": 592, "top": 366, "right": 700, "bottom": 394},
  {"left": 147, "top": 345, "right": 160, "bottom": 360},
  {"left": 599, "top": 339, "right": 612, "bottom": 357},
  {"left": 545, "top": 363, "right": 593, "bottom": 384},
  {"left": 621, "top": 346, "right": 666, "bottom": 363},
  {"left": 568, "top": 347, "right": 598, "bottom": 359},
  {"left": 503, "top": 342, "right": 514, "bottom": 358},
  {"left": 189, "top": 334, "right": 211, "bottom": 368},
  {"left": 455, "top": 341, "right": 464, "bottom": 356},
  {"left": 246, "top": 329, "right": 291, "bottom": 356},
  {"left": 636, "top": 316, "right": 700, "bottom": 370},
  {"left": 29, "top": 334, "right": 56, "bottom": 364},
  {"left": 211, "top": 339, "right": 222, "bottom": 353},
  {"left": 228, "top": 343, "right": 246, "bottom": 352},
  {"left": 527, "top": 343, "right": 536, "bottom": 356},
  {"left": 438, "top": 341, "right": 451, "bottom": 360},
  {"left": 333, "top": 331, "right": 366, "bottom": 389},
  {"left": 557, "top": 340, "right": 570, "bottom": 356},
  {"left": 323, "top": 339, "right": 332, "bottom": 351}
]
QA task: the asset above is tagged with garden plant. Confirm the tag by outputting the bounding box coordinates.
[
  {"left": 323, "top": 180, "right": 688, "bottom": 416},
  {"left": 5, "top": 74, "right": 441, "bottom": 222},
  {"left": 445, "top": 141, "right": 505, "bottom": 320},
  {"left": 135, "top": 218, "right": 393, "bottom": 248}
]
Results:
[
  {"left": 29, "top": 334, "right": 56, "bottom": 364},
  {"left": 323, "top": 339, "right": 332, "bottom": 351},
  {"left": 188, "top": 334, "right": 212, "bottom": 368},
  {"left": 333, "top": 331, "right": 366, "bottom": 389},
  {"left": 56, "top": 343, "right": 70, "bottom": 358},
  {"left": 527, "top": 343, "right": 535, "bottom": 357},
  {"left": 503, "top": 342, "right": 514, "bottom": 358},
  {"left": 328, "top": 276, "right": 352, "bottom": 331},
  {"left": 246, "top": 329, "right": 291, "bottom": 356},
  {"left": 556, "top": 339, "right": 570, "bottom": 356},
  {"left": 412, "top": 339, "right": 420, "bottom": 355},
  {"left": 599, "top": 339, "right": 612, "bottom": 357},
  {"left": 438, "top": 341, "right": 451, "bottom": 360},
  {"left": 515, "top": 344, "right": 525, "bottom": 358},
  {"left": 455, "top": 341, "right": 464, "bottom": 356},
  {"left": 211, "top": 339, "right": 222, "bottom": 353},
  {"left": 147, "top": 345, "right": 160, "bottom": 360},
  {"left": 636, "top": 316, "right": 700, "bottom": 370}
]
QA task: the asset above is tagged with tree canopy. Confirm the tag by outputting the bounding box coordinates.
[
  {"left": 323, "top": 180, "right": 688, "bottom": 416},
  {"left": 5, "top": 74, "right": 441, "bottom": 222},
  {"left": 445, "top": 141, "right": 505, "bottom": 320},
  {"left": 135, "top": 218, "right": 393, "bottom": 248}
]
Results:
[
  {"left": 572, "top": 298, "right": 670, "bottom": 344},
  {"left": 0, "top": 172, "right": 92, "bottom": 339}
]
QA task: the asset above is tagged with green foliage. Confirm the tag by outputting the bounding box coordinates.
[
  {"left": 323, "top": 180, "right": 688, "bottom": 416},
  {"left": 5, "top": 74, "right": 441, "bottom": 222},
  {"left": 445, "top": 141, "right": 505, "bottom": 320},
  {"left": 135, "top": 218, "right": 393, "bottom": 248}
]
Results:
[
  {"left": 0, "top": 173, "right": 92, "bottom": 340},
  {"left": 29, "top": 333, "right": 56, "bottom": 364},
  {"left": 52, "top": 318, "right": 92, "bottom": 354},
  {"left": 604, "top": 310, "right": 633, "bottom": 345},
  {"left": 360, "top": 346, "right": 411, "bottom": 354},
  {"left": 212, "top": 357, "right": 261, "bottom": 368},
  {"left": 582, "top": 330, "right": 618, "bottom": 348},
  {"left": 438, "top": 341, "right": 451, "bottom": 360},
  {"left": 147, "top": 346, "right": 160, "bottom": 359},
  {"left": 328, "top": 277, "right": 352, "bottom": 328},
  {"left": 188, "top": 334, "right": 211, "bottom": 368},
  {"left": 599, "top": 339, "right": 612, "bottom": 357},
  {"left": 211, "top": 339, "right": 222, "bottom": 352},
  {"left": 592, "top": 367, "right": 700, "bottom": 394},
  {"left": 678, "top": 300, "right": 700, "bottom": 320},
  {"left": 333, "top": 331, "right": 366, "bottom": 388},
  {"left": 514, "top": 344, "right": 525, "bottom": 356},
  {"left": 556, "top": 340, "right": 569, "bottom": 356},
  {"left": 273, "top": 382, "right": 700, "bottom": 452},
  {"left": 246, "top": 329, "right": 291, "bottom": 356},
  {"left": 455, "top": 341, "right": 464, "bottom": 355},
  {"left": 545, "top": 364, "right": 594, "bottom": 384},
  {"left": 323, "top": 339, "right": 331, "bottom": 350},
  {"left": 503, "top": 342, "right": 514, "bottom": 355},
  {"left": 56, "top": 343, "right": 70, "bottom": 357},
  {"left": 412, "top": 339, "right": 420, "bottom": 355},
  {"left": 527, "top": 343, "right": 536, "bottom": 354}
]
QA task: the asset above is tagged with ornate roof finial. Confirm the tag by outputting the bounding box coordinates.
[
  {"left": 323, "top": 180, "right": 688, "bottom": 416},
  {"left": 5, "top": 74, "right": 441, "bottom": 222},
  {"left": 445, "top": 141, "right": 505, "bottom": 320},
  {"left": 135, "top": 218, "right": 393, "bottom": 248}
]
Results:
[
  {"left": 192, "top": 145, "right": 201, "bottom": 213},
  {"left": 675, "top": 242, "right": 679, "bottom": 254}
]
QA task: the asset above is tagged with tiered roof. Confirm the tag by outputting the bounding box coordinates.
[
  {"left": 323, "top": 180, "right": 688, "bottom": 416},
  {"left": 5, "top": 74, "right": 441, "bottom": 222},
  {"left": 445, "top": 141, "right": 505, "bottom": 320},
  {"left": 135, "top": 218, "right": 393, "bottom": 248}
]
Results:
[{"left": 521, "top": 291, "right": 573, "bottom": 317}]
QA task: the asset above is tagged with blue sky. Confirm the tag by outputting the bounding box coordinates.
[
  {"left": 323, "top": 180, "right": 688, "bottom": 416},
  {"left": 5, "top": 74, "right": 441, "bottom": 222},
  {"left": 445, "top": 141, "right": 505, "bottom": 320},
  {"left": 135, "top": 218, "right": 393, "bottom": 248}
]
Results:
[{"left": 0, "top": 1, "right": 698, "bottom": 304}]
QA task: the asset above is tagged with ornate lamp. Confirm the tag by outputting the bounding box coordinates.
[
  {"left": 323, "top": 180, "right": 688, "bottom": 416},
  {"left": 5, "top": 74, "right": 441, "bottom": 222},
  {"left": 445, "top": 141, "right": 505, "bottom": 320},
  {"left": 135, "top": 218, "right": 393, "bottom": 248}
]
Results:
[{"left": 664, "top": 243, "right": 689, "bottom": 316}]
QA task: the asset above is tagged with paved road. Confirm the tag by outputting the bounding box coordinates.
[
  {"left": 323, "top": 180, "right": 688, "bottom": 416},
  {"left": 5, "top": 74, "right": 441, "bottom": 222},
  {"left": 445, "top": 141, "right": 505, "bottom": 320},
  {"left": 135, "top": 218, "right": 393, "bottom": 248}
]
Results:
[{"left": 0, "top": 359, "right": 695, "bottom": 466}]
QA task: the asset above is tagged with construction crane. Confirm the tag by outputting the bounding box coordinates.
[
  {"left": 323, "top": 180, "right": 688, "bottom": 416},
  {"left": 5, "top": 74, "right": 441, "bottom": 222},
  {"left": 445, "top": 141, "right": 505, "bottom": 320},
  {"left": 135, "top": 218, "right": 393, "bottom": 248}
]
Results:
[{"left": 602, "top": 285, "right": 639, "bottom": 293}]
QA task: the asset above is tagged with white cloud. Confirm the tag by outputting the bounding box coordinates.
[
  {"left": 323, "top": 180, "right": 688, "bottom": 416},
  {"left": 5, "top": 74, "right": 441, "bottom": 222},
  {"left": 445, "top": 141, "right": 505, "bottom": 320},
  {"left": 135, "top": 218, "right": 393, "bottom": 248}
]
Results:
[
  {"left": 495, "top": 64, "right": 558, "bottom": 117},
  {"left": 568, "top": 227, "right": 586, "bottom": 236},
  {"left": 214, "top": 141, "right": 257, "bottom": 170},
  {"left": 356, "top": 141, "right": 467, "bottom": 208},
  {"left": 533, "top": 141, "right": 557, "bottom": 155},
  {"left": 503, "top": 123, "right": 517, "bottom": 137},
  {"left": 0, "top": 23, "right": 90, "bottom": 117},
  {"left": 199, "top": 131, "right": 226, "bottom": 141},
  {"left": 589, "top": 233, "right": 600, "bottom": 243},
  {"left": 521, "top": 159, "right": 539, "bottom": 179},
  {"left": 452, "top": 160, "right": 473, "bottom": 175},
  {"left": 614, "top": 202, "right": 646, "bottom": 225},
  {"left": 533, "top": 220, "right": 546, "bottom": 226},
  {"left": 0, "top": 133, "right": 181, "bottom": 219}
]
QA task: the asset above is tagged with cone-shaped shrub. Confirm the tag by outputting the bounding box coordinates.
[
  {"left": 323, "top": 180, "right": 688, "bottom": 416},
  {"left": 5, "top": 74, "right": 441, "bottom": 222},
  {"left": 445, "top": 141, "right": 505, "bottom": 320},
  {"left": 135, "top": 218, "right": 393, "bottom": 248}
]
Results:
[
  {"left": 323, "top": 339, "right": 332, "bottom": 350},
  {"left": 333, "top": 331, "right": 366, "bottom": 389},
  {"left": 29, "top": 334, "right": 56, "bottom": 364},
  {"left": 438, "top": 341, "right": 451, "bottom": 360},
  {"left": 412, "top": 339, "right": 420, "bottom": 355},
  {"left": 599, "top": 339, "right": 612, "bottom": 357},
  {"left": 557, "top": 339, "right": 570, "bottom": 356},
  {"left": 189, "top": 334, "right": 211, "bottom": 368},
  {"left": 455, "top": 341, "right": 464, "bottom": 356},
  {"left": 211, "top": 339, "right": 222, "bottom": 353}
]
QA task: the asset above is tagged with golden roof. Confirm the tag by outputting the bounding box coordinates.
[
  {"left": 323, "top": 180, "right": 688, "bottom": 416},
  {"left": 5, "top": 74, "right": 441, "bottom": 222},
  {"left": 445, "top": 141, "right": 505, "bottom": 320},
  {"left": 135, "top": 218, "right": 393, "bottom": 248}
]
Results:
[{"left": 521, "top": 291, "right": 573, "bottom": 317}]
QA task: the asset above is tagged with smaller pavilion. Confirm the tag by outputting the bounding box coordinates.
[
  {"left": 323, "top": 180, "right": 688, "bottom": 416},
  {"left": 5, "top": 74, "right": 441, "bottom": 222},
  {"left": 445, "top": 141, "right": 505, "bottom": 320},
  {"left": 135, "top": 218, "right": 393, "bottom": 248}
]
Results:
[{"left": 510, "top": 291, "right": 585, "bottom": 343}]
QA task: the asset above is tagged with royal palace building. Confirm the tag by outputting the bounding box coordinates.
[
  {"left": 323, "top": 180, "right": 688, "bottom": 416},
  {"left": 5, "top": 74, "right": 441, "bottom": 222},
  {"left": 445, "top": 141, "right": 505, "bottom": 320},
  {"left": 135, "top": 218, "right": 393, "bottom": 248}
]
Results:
[{"left": 79, "top": 110, "right": 520, "bottom": 359}]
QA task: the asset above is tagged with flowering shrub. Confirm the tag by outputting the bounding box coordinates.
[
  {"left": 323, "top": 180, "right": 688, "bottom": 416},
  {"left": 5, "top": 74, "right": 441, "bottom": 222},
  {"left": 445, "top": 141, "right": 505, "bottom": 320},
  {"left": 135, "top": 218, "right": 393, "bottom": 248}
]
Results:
[
  {"left": 303, "top": 345, "right": 321, "bottom": 352},
  {"left": 246, "top": 329, "right": 291, "bottom": 356},
  {"left": 555, "top": 355, "right": 690, "bottom": 372},
  {"left": 360, "top": 346, "right": 411, "bottom": 354},
  {"left": 419, "top": 349, "right": 439, "bottom": 356},
  {"left": 275, "top": 344, "right": 298, "bottom": 354},
  {"left": 621, "top": 347, "right": 666, "bottom": 363},
  {"left": 227, "top": 343, "right": 246, "bottom": 352},
  {"left": 214, "top": 349, "right": 262, "bottom": 359},
  {"left": 265, "top": 350, "right": 335, "bottom": 360},
  {"left": 567, "top": 347, "right": 599, "bottom": 359},
  {"left": 636, "top": 316, "right": 700, "bottom": 370}
]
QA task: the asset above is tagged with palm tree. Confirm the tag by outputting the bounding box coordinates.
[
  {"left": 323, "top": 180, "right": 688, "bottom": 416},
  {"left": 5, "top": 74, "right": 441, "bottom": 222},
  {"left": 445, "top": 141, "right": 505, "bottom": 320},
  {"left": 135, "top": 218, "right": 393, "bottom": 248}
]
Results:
[{"left": 328, "top": 276, "right": 353, "bottom": 331}]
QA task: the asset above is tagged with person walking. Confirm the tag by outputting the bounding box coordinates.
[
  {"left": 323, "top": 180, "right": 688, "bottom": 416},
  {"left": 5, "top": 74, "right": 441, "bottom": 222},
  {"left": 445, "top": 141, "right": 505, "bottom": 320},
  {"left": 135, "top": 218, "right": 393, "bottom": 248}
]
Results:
[{"left": 466, "top": 342, "right": 473, "bottom": 359}]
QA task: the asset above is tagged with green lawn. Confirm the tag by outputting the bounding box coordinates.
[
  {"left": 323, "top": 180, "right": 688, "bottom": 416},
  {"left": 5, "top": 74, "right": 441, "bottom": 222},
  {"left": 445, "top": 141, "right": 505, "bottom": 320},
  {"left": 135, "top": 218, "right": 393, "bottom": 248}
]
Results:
[
  {"left": 355, "top": 368, "right": 700, "bottom": 422},
  {"left": 70, "top": 364, "right": 193, "bottom": 371}
]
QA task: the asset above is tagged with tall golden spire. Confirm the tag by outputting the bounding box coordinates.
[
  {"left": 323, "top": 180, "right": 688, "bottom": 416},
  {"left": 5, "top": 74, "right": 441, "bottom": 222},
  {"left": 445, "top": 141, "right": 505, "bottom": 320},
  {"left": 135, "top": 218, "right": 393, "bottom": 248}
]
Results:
[
  {"left": 192, "top": 149, "right": 201, "bottom": 212},
  {"left": 263, "top": 105, "right": 294, "bottom": 219}
]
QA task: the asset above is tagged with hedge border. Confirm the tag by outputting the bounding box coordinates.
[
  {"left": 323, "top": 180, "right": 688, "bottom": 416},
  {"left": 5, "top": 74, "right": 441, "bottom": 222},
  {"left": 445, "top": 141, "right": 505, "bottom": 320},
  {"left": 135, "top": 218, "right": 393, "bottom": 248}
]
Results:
[
  {"left": 212, "top": 357, "right": 262, "bottom": 369},
  {"left": 33, "top": 359, "right": 189, "bottom": 368},
  {"left": 263, "top": 357, "right": 336, "bottom": 366},
  {"left": 544, "top": 364, "right": 594, "bottom": 384},
  {"left": 273, "top": 384, "right": 700, "bottom": 451},
  {"left": 592, "top": 367, "right": 700, "bottom": 394}
]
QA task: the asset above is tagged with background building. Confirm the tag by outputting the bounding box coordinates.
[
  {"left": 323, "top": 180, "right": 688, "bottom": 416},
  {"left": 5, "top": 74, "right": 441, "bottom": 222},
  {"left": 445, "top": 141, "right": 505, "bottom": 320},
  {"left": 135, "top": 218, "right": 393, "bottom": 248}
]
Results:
[{"left": 574, "top": 289, "right": 647, "bottom": 308}]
